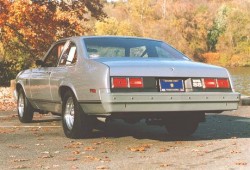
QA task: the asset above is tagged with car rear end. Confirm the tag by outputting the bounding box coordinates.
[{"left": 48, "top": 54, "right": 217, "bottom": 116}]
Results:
[
  {"left": 99, "top": 75, "right": 240, "bottom": 114},
  {"left": 82, "top": 36, "right": 240, "bottom": 115},
  {"left": 80, "top": 36, "right": 240, "bottom": 137}
]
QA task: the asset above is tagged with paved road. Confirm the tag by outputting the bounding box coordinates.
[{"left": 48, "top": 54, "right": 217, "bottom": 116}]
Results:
[{"left": 1, "top": 107, "right": 250, "bottom": 169}]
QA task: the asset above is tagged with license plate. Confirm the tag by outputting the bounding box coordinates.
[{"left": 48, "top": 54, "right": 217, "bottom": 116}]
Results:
[{"left": 159, "top": 79, "right": 184, "bottom": 92}]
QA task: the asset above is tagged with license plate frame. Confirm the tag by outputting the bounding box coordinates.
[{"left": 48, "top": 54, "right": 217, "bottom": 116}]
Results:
[{"left": 159, "top": 79, "right": 185, "bottom": 92}]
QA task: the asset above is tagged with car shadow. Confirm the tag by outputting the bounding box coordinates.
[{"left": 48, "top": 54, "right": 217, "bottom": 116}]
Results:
[
  {"left": 28, "top": 111, "right": 250, "bottom": 141},
  {"left": 32, "top": 118, "right": 61, "bottom": 123},
  {"left": 89, "top": 114, "right": 250, "bottom": 141},
  {"left": 31, "top": 113, "right": 61, "bottom": 123}
]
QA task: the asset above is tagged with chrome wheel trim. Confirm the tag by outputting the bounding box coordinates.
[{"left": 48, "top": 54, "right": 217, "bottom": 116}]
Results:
[
  {"left": 64, "top": 97, "right": 75, "bottom": 130},
  {"left": 18, "top": 93, "right": 24, "bottom": 118}
]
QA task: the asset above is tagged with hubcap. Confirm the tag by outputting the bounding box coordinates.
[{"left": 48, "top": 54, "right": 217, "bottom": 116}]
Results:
[
  {"left": 64, "top": 97, "right": 75, "bottom": 130},
  {"left": 18, "top": 93, "right": 24, "bottom": 117}
]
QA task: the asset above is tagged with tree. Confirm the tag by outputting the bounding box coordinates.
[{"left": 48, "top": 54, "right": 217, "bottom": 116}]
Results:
[
  {"left": 207, "top": 5, "right": 229, "bottom": 52},
  {"left": 172, "top": 3, "right": 213, "bottom": 59},
  {"left": 0, "top": 0, "right": 9, "bottom": 26},
  {"left": 0, "top": 0, "right": 105, "bottom": 85},
  {"left": 217, "top": 6, "right": 250, "bottom": 66},
  {"left": 95, "top": 17, "right": 137, "bottom": 36},
  {"left": 0, "top": 0, "right": 105, "bottom": 59}
]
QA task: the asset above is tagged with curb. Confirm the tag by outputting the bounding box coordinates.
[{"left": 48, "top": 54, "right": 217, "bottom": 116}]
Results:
[{"left": 241, "top": 96, "right": 250, "bottom": 106}]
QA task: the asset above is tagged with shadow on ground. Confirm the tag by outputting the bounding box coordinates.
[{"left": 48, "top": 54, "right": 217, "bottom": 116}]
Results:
[
  {"left": 13, "top": 111, "right": 250, "bottom": 141},
  {"left": 32, "top": 118, "right": 61, "bottom": 123},
  {"left": 85, "top": 114, "right": 250, "bottom": 141}
]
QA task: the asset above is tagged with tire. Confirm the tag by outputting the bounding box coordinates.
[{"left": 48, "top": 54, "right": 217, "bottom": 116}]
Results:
[
  {"left": 165, "top": 115, "right": 200, "bottom": 137},
  {"left": 62, "top": 91, "right": 93, "bottom": 139},
  {"left": 17, "top": 88, "right": 34, "bottom": 123}
]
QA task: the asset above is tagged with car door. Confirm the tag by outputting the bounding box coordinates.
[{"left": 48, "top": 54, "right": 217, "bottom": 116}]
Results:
[
  {"left": 50, "top": 41, "right": 78, "bottom": 104},
  {"left": 29, "top": 42, "right": 66, "bottom": 106}
]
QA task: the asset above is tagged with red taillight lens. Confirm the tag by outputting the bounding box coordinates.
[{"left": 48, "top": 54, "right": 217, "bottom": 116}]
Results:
[
  {"left": 204, "top": 78, "right": 217, "bottom": 88},
  {"left": 112, "top": 77, "right": 128, "bottom": 88},
  {"left": 217, "top": 78, "right": 230, "bottom": 88},
  {"left": 129, "top": 78, "right": 143, "bottom": 88},
  {"left": 112, "top": 77, "right": 144, "bottom": 88}
]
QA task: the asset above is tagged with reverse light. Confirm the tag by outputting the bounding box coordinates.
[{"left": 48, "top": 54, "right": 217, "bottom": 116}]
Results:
[
  {"left": 217, "top": 78, "right": 230, "bottom": 88},
  {"left": 112, "top": 77, "right": 128, "bottom": 88},
  {"left": 129, "top": 78, "right": 144, "bottom": 88},
  {"left": 204, "top": 78, "right": 217, "bottom": 88}
]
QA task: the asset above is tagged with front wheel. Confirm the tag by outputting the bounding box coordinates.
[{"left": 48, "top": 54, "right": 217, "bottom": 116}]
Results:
[
  {"left": 17, "top": 88, "right": 34, "bottom": 123},
  {"left": 62, "top": 91, "right": 93, "bottom": 139}
]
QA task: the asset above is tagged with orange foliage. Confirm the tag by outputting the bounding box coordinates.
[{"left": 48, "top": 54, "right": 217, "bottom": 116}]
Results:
[
  {"left": 202, "top": 52, "right": 220, "bottom": 65},
  {"left": 230, "top": 55, "right": 242, "bottom": 67},
  {"left": 5, "top": 1, "right": 56, "bottom": 54},
  {"left": 0, "top": 0, "right": 9, "bottom": 26},
  {"left": 0, "top": 0, "right": 104, "bottom": 57}
]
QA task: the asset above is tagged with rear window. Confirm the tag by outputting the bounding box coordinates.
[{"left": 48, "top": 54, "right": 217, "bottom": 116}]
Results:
[{"left": 83, "top": 37, "right": 190, "bottom": 61}]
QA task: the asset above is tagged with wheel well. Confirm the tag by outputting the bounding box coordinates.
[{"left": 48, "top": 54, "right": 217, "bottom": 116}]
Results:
[
  {"left": 59, "top": 86, "right": 74, "bottom": 100},
  {"left": 16, "top": 83, "right": 23, "bottom": 92}
]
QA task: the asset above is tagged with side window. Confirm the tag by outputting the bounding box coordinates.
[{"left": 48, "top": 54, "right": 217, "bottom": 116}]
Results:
[
  {"left": 44, "top": 42, "right": 65, "bottom": 67},
  {"left": 59, "top": 42, "right": 77, "bottom": 66}
]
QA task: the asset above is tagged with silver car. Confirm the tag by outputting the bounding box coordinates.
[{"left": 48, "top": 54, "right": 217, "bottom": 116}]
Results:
[{"left": 15, "top": 36, "right": 240, "bottom": 138}]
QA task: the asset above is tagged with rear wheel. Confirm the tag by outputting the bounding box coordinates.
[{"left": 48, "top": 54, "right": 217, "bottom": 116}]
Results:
[
  {"left": 62, "top": 91, "right": 93, "bottom": 139},
  {"left": 17, "top": 88, "right": 34, "bottom": 123}
]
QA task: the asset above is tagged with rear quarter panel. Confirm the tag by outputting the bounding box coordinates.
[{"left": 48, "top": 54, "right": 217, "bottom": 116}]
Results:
[
  {"left": 70, "top": 59, "right": 110, "bottom": 102},
  {"left": 61, "top": 38, "right": 110, "bottom": 102}
]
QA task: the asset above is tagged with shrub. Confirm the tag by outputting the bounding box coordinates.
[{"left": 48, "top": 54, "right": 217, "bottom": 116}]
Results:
[
  {"left": 202, "top": 52, "right": 220, "bottom": 65},
  {"left": 0, "top": 59, "right": 25, "bottom": 86}
]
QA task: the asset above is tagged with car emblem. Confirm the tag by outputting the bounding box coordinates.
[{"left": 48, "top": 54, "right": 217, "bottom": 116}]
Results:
[
  {"left": 170, "top": 67, "right": 175, "bottom": 71},
  {"left": 170, "top": 83, "right": 174, "bottom": 88}
]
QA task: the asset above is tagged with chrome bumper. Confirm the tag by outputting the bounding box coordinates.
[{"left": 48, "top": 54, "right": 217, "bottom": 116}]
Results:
[{"left": 80, "top": 91, "right": 240, "bottom": 115}]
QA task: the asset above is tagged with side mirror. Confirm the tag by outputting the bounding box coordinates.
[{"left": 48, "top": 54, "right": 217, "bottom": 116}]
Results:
[{"left": 36, "top": 60, "right": 44, "bottom": 67}]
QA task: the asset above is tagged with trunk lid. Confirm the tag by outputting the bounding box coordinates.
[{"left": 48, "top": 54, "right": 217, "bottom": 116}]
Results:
[{"left": 93, "top": 58, "right": 229, "bottom": 78}]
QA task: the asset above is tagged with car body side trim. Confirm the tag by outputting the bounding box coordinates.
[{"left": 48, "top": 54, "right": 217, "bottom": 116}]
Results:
[
  {"left": 30, "top": 99, "right": 61, "bottom": 104},
  {"left": 78, "top": 100, "right": 102, "bottom": 104}
]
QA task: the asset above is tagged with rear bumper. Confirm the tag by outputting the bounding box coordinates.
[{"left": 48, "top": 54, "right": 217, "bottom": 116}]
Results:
[{"left": 80, "top": 91, "right": 240, "bottom": 115}]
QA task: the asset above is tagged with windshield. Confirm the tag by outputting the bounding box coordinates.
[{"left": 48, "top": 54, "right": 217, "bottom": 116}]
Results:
[{"left": 83, "top": 37, "right": 190, "bottom": 61}]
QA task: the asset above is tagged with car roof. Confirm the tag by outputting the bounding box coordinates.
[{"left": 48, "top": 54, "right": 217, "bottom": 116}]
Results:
[{"left": 58, "top": 35, "right": 162, "bottom": 43}]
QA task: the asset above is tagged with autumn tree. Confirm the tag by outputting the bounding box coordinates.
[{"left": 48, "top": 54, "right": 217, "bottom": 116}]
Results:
[
  {"left": 95, "top": 17, "right": 137, "bottom": 36},
  {"left": 98, "top": 0, "right": 249, "bottom": 66},
  {"left": 217, "top": 3, "right": 250, "bottom": 66},
  {"left": 0, "top": 0, "right": 105, "bottom": 85},
  {"left": 0, "top": 0, "right": 9, "bottom": 26},
  {"left": 0, "top": 0, "right": 105, "bottom": 58},
  {"left": 97, "top": 0, "right": 156, "bottom": 37}
]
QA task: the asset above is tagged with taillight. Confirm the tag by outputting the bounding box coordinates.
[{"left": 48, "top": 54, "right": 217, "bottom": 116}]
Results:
[
  {"left": 129, "top": 78, "right": 143, "bottom": 88},
  {"left": 194, "top": 78, "right": 231, "bottom": 89},
  {"left": 112, "top": 77, "right": 128, "bottom": 88},
  {"left": 217, "top": 78, "right": 230, "bottom": 88},
  {"left": 204, "top": 78, "right": 217, "bottom": 88},
  {"left": 112, "top": 77, "right": 144, "bottom": 88}
]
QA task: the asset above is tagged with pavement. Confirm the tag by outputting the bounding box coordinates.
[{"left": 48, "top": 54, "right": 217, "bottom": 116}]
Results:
[{"left": 1, "top": 106, "right": 250, "bottom": 169}]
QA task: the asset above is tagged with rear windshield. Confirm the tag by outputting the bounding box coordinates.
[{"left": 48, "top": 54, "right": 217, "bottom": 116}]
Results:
[{"left": 83, "top": 37, "right": 190, "bottom": 61}]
